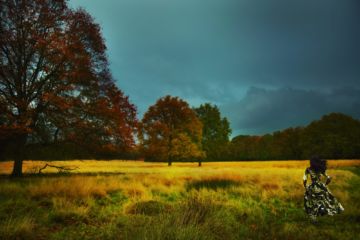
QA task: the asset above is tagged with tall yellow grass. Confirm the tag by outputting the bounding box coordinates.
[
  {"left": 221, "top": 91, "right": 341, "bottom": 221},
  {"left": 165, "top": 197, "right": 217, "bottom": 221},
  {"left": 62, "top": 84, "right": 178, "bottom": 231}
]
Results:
[
  {"left": 1, "top": 160, "right": 357, "bottom": 204},
  {"left": 1, "top": 159, "right": 359, "bottom": 175},
  {"left": 0, "top": 160, "right": 358, "bottom": 239}
]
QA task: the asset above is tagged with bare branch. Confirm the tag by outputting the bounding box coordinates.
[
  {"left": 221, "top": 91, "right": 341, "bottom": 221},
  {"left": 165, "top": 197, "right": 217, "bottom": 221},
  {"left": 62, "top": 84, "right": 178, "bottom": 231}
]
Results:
[{"left": 38, "top": 163, "right": 79, "bottom": 174}]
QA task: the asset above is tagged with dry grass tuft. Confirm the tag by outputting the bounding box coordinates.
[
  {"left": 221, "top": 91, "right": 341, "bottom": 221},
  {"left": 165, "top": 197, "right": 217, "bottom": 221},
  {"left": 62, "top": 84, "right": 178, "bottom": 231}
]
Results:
[
  {"left": 125, "top": 200, "right": 171, "bottom": 216},
  {"left": 186, "top": 177, "right": 240, "bottom": 191},
  {"left": 261, "top": 183, "right": 280, "bottom": 190},
  {"left": 0, "top": 215, "right": 35, "bottom": 240},
  {"left": 28, "top": 177, "right": 110, "bottom": 199},
  {"left": 178, "top": 194, "right": 217, "bottom": 225}
]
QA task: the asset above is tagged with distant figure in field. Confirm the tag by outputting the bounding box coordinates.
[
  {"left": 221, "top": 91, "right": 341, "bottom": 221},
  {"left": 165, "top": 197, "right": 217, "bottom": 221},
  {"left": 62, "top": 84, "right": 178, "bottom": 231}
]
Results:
[{"left": 303, "top": 156, "right": 344, "bottom": 222}]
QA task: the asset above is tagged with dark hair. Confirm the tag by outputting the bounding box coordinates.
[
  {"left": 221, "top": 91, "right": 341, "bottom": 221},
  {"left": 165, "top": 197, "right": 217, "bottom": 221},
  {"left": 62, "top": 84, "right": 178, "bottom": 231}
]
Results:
[{"left": 310, "top": 156, "right": 327, "bottom": 173}]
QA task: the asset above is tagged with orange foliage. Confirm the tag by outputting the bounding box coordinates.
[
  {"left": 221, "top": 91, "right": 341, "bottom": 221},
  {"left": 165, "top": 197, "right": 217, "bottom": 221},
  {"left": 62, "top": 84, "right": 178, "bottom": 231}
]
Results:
[
  {"left": 140, "top": 96, "right": 204, "bottom": 163},
  {"left": 0, "top": 0, "right": 137, "bottom": 175}
]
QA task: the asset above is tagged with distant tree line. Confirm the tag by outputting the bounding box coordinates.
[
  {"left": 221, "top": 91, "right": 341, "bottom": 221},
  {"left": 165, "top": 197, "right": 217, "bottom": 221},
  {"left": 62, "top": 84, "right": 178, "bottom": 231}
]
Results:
[
  {"left": 139, "top": 97, "right": 360, "bottom": 162},
  {"left": 227, "top": 113, "right": 360, "bottom": 160}
]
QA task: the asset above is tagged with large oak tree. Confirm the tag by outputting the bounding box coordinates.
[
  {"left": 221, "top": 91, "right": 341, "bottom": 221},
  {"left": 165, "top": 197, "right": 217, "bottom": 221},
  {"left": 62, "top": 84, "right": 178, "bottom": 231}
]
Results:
[
  {"left": 139, "top": 96, "right": 205, "bottom": 166},
  {"left": 0, "top": 0, "right": 137, "bottom": 176}
]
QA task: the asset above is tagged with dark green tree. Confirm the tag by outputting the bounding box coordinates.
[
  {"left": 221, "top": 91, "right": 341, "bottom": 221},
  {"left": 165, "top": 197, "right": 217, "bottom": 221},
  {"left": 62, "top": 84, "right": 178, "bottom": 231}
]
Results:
[
  {"left": 194, "top": 103, "right": 231, "bottom": 161},
  {"left": 301, "top": 113, "right": 360, "bottom": 159}
]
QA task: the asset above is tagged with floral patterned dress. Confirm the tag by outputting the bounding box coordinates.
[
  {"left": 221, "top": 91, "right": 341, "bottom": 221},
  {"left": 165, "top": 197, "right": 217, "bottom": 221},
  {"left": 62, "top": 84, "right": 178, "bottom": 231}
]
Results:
[{"left": 303, "top": 167, "right": 344, "bottom": 219}]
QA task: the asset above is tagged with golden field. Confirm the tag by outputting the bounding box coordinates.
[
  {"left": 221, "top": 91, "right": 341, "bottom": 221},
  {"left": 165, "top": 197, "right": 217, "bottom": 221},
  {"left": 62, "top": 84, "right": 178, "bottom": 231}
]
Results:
[
  {"left": 0, "top": 160, "right": 359, "bottom": 239},
  {"left": 1, "top": 159, "right": 360, "bottom": 175}
]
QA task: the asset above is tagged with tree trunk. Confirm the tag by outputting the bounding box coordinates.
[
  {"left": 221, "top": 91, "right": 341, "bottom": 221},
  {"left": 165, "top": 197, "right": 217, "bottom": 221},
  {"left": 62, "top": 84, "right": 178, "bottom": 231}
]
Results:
[
  {"left": 11, "top": 156, "right": 23, "bottom": 177},
  {"left": 54, "top": 128, "right": 60, "bottom": 143},
  {"left": 168, "top": 134, "right": 173, "bottom": 167},
  {"left": 11, "top": 134, "right": 27, "bottom": 177},
  {"left": 198, "top": 161, "right": 202, "bottom": 167}
]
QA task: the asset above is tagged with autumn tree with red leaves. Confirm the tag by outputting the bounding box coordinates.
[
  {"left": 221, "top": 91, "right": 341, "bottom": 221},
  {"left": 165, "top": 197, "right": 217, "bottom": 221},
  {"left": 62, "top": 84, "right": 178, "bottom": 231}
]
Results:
[
  {"left": 0, "top": 0, "right": 137, "bottom": 176},
  {"left": 139, "top": 96, "right": 205, "bottom": 166}
]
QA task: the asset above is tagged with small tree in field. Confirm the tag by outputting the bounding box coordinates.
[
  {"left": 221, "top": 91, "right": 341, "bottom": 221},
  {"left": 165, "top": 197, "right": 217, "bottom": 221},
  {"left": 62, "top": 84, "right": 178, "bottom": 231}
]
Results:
[
  {"left": 0, "top": 0, "right": 137, "bottom": 176},
  {"left": 139, "top": 96, "right": 205, "bottom": 166}
]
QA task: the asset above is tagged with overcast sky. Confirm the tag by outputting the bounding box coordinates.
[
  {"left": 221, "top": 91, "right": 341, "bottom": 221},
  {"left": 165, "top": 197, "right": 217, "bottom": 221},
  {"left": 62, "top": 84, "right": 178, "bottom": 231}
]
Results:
[{"left": 69, "top": 0, "right": 360, "bottom": 136}]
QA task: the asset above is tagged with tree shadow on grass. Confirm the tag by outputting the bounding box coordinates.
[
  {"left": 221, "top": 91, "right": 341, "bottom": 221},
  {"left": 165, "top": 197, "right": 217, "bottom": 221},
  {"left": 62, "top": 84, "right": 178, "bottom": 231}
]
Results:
[{"left": 186, "top": 178, "right": 240, "bottom": 191}]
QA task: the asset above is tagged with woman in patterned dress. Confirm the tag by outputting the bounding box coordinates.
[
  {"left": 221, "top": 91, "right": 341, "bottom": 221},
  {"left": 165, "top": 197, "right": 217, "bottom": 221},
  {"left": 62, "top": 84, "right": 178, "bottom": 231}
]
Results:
[{"left": 303, "top": 156, "right": 344, "bottom": 222}]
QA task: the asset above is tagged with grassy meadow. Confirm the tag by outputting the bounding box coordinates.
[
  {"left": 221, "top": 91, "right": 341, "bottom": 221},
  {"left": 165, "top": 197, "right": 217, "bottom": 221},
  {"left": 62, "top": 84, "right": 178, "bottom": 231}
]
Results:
[{"left": 0, "top": 160, "right": 359, "bottom": 240}]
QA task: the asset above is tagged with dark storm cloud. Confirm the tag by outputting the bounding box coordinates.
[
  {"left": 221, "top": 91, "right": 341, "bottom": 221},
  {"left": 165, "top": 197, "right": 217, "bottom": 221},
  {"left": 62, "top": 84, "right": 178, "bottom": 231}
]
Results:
[
  {"left": 69, "top": 0, "right": 360, "bottom": 135},
  {"left": 223, "top": 87, "right": 360, "bottom": 136}
]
